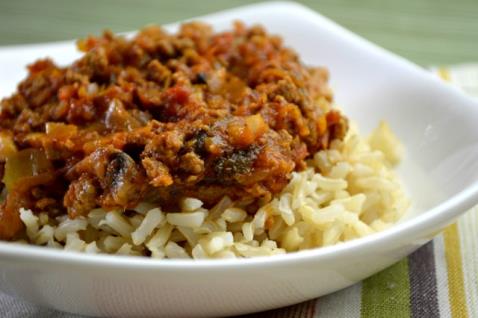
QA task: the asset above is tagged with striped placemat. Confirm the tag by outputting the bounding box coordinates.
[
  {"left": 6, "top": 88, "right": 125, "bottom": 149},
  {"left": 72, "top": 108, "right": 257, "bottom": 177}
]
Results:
[
  {"left": 245, "top": 66, "right": 478, "bottom": 318},
  {"left": 1, "top": 66, "right": 477, "bottom": 318},
  {"left": 247, "top": 213, "right": 478, "bottom": 318}
]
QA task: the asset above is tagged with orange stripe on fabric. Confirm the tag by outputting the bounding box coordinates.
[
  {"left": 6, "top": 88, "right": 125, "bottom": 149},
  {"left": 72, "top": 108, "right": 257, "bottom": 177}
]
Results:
[{"left": 443, "top": 223, "right": 469, "bottom": 318}]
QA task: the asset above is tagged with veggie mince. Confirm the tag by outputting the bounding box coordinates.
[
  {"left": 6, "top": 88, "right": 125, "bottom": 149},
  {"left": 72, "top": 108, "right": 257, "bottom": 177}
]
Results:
[{"left": 0, "top": 22, "right": 347, "bottom": 240}]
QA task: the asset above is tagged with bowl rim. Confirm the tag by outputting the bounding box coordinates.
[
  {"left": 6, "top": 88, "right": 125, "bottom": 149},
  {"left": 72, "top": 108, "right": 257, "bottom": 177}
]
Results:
[{"left": 1, "top": 1, "right": 478, "bottom": 270}]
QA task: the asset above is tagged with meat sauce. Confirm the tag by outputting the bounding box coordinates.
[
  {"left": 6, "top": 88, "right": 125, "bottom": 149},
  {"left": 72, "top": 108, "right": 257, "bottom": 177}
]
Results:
[{"left": 0, "top": 22, "right": 347, "bottom": 239}]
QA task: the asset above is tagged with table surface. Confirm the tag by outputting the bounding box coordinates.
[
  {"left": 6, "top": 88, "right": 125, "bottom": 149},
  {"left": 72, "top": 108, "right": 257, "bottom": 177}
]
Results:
[{"left": 0, "top": 0, "right": 477, "bottom": 66}]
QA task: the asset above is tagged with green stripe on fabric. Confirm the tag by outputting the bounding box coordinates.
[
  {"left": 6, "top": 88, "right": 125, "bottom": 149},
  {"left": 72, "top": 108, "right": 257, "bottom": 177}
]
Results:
[{"left": 361, "top": 258, "right": 411, "bottom": 318}]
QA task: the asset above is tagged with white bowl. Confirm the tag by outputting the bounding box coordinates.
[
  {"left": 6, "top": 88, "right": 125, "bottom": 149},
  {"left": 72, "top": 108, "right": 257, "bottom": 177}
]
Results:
[{"left": 1, "top": 2, "right": 478, "bottom": 317}]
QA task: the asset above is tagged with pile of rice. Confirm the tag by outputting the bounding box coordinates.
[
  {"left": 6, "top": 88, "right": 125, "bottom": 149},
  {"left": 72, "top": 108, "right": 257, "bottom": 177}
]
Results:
[{"left": 17, "top": 122, "right": 408, "bottom": 259}]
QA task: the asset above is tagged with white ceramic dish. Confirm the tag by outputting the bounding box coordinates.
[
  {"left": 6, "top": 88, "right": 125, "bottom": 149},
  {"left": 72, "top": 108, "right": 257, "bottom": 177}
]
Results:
[{"left": 1, "top": 2, "right": 478, "bottom": 317}]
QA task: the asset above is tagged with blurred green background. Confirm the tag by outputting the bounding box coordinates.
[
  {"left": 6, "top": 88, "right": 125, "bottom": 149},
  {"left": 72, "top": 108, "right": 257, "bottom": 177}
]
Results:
[{"left": 0, "top": 0, "right": 477, "bottom": 66}]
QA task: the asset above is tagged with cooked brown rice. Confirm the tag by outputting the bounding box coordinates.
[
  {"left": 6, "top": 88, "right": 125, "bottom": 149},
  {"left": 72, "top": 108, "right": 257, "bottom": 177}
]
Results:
[{"left": 16, "top": 121, "right": 409, "bottom": 259}]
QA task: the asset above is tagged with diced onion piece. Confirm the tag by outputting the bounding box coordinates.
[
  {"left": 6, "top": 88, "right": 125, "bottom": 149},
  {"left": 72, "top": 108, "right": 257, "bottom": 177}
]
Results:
[
  {"left": 3, "top": 148, "right": 52, "bottom": 191},
  {"left": 245, "top": 114, "right": 267, "bottom": 140},
  {"left": 0, "top": 132, "right": 17, "bottom": 161},
  {"left": 227, "top": 114, "right": 267, "bottom": 147},
  {"left": 45, "top": 122, "right": 78, "bottom": 141}
]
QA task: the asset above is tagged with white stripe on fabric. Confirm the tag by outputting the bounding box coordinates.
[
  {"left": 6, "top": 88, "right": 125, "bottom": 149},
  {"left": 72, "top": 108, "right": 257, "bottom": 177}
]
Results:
[
  {"left": 434, "top": 233, "right": 452, "bottom": 318},
  {"left": 457, "top": 207, "right": 478, "bottom": 317},
  {"left": 314, "top": 282, "right": 361, "bottom": 318}
]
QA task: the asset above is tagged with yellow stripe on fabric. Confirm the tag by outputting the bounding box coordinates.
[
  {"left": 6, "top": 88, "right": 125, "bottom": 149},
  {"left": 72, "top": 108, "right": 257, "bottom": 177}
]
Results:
[
  {"left": 443, "top": 223, "right": 469, "bottom": 318},
  {"left": 458, "top": 208, "right": 478, "bottom": 315},
  {"left": 360, "top": 258, "right": 411, "bottom": 318}
]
